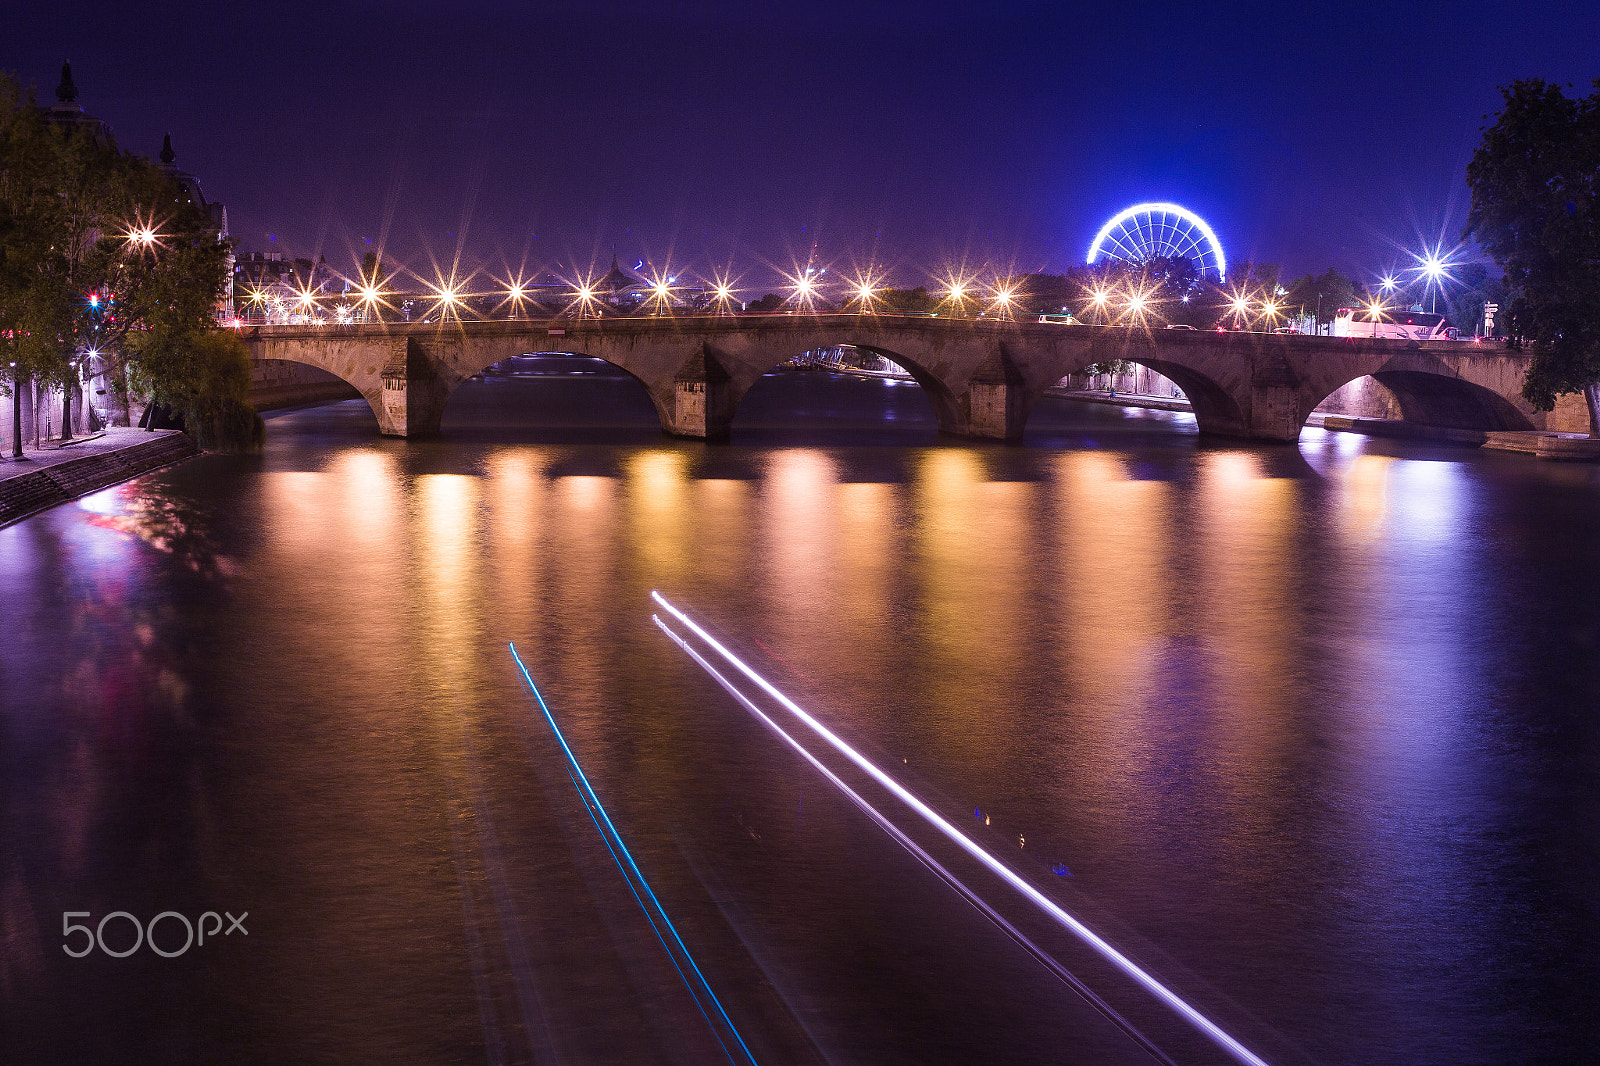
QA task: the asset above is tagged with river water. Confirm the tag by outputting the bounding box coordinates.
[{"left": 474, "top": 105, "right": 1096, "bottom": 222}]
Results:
[{"left": 2, "top": 368, "right": 1598, "bottom": 1065}]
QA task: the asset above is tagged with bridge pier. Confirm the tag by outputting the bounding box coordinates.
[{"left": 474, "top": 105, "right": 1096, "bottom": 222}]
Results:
[
  {"left": 375, "top": 338, "right": 451, "bottom": 438},
  {"left": 664, "top": 344, "right": 736, "bottom": 440},
  {"left": 950, "top": 346, "right": 1029, "bottom": 440},
  {"left": 1242, "top": 354, "right": 1305, "bottom": 443}
]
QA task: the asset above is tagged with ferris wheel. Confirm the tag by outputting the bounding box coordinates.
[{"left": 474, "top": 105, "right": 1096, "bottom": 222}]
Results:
[{"left": 1086, "top": 203, "right": 1227, "bottom": 280}]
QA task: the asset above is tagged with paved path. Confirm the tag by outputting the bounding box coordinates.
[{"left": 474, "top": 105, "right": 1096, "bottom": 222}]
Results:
[{"left": 0, "top": 429, "right": 188, "bottom": 483}]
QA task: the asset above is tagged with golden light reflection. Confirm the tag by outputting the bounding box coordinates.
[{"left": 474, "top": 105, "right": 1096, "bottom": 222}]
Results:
[
  {"left": 833, "top": 481, "right": 899, "bottom": 650},
  {"left": 328, "top": 451, "right": 402, "bottom": 549},
  {"left": 264, "top": 472, "right": 333, "bottom": 553},
  {"left": 546, "top": 474, "right": 623, "bottom": 737},
  {"left": 762, "top": 450, "right": 840, "bottom": 667},
  {"left": 1340, "top": 454, "right": 1393, "bottom": 541},
  {"left": 1052, "top": 452, "right": 1174, "bottom": 764},
  {"left": 1195, "top": 451, "right": 1298, "bottom": 761},
  {"left": 913, "top": 450, "right": 1033, "bottom": 756},
  {"left": 687, "top": 478, "right": 753, "bottom": 591},
  {"left": 626, "top": 451, "right": 690, "bottom": 581},
  {"left": 560, "top": 475, "right": 612, "bottom": 513},
  {"left": 418, "top": 474, "right": 480, "bottom": 610},
  {"left": 486, "top": 451, "right": 545, "bottom": 637}
]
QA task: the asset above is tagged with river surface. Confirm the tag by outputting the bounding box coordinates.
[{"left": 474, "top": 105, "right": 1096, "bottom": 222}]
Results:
[{"left": 3, "top": 368, "right": 1598, "bottom": 1065}]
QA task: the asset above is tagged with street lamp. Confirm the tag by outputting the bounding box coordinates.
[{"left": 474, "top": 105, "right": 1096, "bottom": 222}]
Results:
[
  {"left": 988, "top": 281, "right": 1019, "bottom": 319},
  {"left": 1420, "top": 255, "right": 1445, "bottom": 313},
  {"left": 8, "top": 360, "right": 21, "bottom": 460},
  {"left": 790, "top": 272, "right": 817, "bottom": 310},
  {"left": 1408, "top": 245, "right": 1456, "bottom": 315},
  {"left": 1088, "top": 286, "right": 1111, "bottom": 324}
]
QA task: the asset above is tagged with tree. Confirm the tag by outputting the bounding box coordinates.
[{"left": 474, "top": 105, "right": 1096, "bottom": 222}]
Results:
[
  {"left": 1438, "top": 262, "right": 1507, "bottom": 339},
  {"left": 1284, "top": 268, "right": 1362, "bottom": 330},
  {"left": 0, "top": 75, "right": 68, "bottom": 454},
  {"left": 136, "top": 329, "right": 261, "bottom": 451},
  {"left": 875, "top": 286, "right": 938, "bottom": 313},
  {"left": 1466, "top": 78, "right": 1600, "bottom": 436},
  {"left": 359, "top": 250, "right": 385, "bottom": 286},
  {"left": 745, "top": 292, "right": 784, "bottom": 313},
  {"left": 0, "top": 71, "right": 239, "bottom": 447}
]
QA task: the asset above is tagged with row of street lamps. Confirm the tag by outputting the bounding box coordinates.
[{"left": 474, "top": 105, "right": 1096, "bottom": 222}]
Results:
[{"left": 122, "top": 213, "right": 1472, "bottom": 327}]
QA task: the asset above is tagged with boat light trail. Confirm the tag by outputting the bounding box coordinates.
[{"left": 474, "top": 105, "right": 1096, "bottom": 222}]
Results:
[
  {"left": 650, "top": 592, "right": 1271, "bottom": 1066},
  {"left": 508, "top": 643, "right": 758, "bottom": 1066},
  {"left": 653, "top": 615, "right": 1176, "bottom": 1065}
]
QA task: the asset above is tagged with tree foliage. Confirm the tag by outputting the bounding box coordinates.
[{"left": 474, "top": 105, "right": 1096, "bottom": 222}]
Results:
[
  {"left": 874, "top": 286, "right": 938, "bottom": 313},
  {"left": 1284, "top": 268, "right": 1362, "bottom": 327},
  {"left": 1438, "top": 262, "right": 1506, "bottom": 338},
  {"left": 1466, "top": 77, "right": 1600, "bottom": 431},
  {"left": 0, "top": 71, "right": 244, "bottom": 443},
  {"left": 135, "top": 328, "right": 260, "bottom": 450}
]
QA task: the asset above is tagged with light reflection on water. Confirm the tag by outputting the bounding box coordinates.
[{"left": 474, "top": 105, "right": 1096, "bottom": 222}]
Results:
[{"left": 1, "top": 380, "right": 1598, "bottom": 1065}]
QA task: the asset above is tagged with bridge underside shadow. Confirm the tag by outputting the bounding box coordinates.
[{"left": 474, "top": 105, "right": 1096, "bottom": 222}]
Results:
[
  {"left": 1357, "top": 371, "right": 1534, "bottom": 433},
  {"left": 439, "top": 356, "right": 666, "bottom": 441},
  {"left": 1119, "top": 358, "right": 1244, "bottom": 437},
  {"left": 730, "top": 367, "right": 940, "bottom": 441}
]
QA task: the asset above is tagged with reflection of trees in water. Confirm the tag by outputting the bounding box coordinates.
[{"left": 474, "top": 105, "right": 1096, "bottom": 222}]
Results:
[{"left": 84, "top": 483, "right": 237, "bottom": 580}]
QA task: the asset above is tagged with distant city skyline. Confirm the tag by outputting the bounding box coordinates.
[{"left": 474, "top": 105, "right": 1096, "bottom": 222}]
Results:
[{"left": 6, "top": 1, "right": 1598, "bottom": 289}]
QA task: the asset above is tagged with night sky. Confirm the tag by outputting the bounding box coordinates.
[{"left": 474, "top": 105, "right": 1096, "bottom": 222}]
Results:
[{"left": 6, "top": 1, "right": 1597, "bottom": 289}]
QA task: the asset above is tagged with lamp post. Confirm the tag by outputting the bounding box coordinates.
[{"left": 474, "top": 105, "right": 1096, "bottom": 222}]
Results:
[
  {"left": 9, "top": 361, "right": 23, "bottom": 460},
  {"left": 1415, "top": 253, "right": 1448, "bottom": 314}
]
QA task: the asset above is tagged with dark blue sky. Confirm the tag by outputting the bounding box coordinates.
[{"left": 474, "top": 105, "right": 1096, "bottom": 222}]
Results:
[{"left": 6, "top": 1, "right": 1598, "bottom": 289}]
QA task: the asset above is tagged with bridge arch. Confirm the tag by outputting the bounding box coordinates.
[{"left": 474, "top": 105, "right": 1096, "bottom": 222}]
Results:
[
  {"left": 236, "top": 345, "right": 394, "bottom": 432},
  {"left": 729, "top": 344, "right": 960, "bottom": 435},
  {"left": 724, "top": 341, "right": 961, "bottom": 437},
  {"left": 449, "top": 346, "right": 674, "bottom": 432},
  {"left": 1300, "top": 351, "right": 1536, "bottom": 438},
  {"left": 247, "top": 319, "right": 1542, "bottom": 445},
  {"left": 1044, "top": 340, "right": 1248, "bottom": 439}
]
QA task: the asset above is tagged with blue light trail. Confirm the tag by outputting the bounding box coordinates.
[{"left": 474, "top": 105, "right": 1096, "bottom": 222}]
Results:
[{"left": 507, "top": 643, "right": 759, "bottom": 1066}]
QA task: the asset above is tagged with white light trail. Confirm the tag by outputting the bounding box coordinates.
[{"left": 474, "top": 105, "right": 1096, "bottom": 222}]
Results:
[
  {"left": 651, "top": 591, "right": 1272, "bottom": 1066},
  {"left": 652, "top": 615, "right": 1176, "bottom": 1065}
]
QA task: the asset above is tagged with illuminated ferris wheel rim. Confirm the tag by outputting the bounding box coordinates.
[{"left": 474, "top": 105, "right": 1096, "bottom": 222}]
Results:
[{"left": 1086, "top": 202, "right": 1227, "bottom": 280}]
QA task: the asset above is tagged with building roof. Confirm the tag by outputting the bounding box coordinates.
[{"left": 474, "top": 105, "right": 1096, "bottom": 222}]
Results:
[
  {"left": 594, "top": 254, "right": 648, "bottom": 294},
  {"left": 43, "top": 61, "right": 113, "bottom": 144}
]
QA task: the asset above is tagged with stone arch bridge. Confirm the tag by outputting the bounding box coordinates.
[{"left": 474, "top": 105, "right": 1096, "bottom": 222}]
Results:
[{"left": 244, "top": 315, "right": 1543, "bottom": 442}]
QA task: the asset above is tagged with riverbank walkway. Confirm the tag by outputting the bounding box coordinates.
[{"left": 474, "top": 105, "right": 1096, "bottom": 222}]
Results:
[{"left": 0, "top": 429, "right": 199, "bottom": 528}]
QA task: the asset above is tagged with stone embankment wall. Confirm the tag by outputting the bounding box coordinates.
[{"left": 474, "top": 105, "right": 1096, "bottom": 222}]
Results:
[
  {"left": 0, "top": 380, "right": 97, "bottom": 446},
  {"left": 0, "top": 432, "right": 198, "bottom": 528},
  {"left": 1, "top": 360, "right": 358, "bottom": 452}
]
